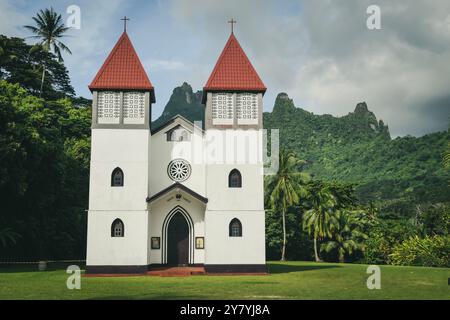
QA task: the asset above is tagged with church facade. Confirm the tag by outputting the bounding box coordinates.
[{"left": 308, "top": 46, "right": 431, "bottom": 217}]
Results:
[{"left": 85, "top": 27, "right": 267, "bottom": 274}]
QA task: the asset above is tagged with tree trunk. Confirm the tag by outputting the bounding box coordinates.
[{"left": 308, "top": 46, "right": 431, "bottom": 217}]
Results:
[
  {"left": 39, "top": 67, "right": 45, "bottom": 98},
  {"left": 281, "top": 209, "right": 286, "bottom": 261},
  {"left": 313, "top": 237, "right": 321, "bottom": 262},
  {"left": 339, "top": 249, "right": 345, "bottom": 263}
]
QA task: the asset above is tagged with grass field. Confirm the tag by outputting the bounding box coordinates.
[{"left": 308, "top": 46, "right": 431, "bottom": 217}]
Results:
[{"left": 0, "top": 261, "right": 448, "bottom": 300}]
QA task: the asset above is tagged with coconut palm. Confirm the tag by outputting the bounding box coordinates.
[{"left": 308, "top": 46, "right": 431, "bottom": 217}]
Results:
[
  {"left": 443, "top": 141, "right": 450, "bottom": 185},
  {"left": 24, "top": 7, "right": 72, "bottom": 96},
  {"left": 302, "top": 181, "right": 337, "bottom": 262},
  {"left": 0, "top": 228, "right": 21, "bottom": 248},
  {"left": 444, "top": 141, "right": 450, "bottom": 169},
  {"left": 320, "top": 209, "right": 368, "bottom": 263},
  {"left": 267, "top": 149, "right": 309, "bottom": 261}
]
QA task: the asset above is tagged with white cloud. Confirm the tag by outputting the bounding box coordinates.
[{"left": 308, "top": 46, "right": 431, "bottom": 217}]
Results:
[
  {"left": 63, "top": 0, "right": 128, "bottom": 77},
  {"left": 2, "top": 0, "right": 449, "bottom": 136},
  {"left": 170, "top": 0, "right": 450, "bottom": 136},
  {"left": 145, "top": 59, "right": 187, "bottom": 71},
  {"left": 0, "top": 0, "right": 28, "bottom": 36}
]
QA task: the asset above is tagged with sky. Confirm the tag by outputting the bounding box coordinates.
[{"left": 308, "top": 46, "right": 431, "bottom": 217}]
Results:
[{"left": 1, "top": 0, "right": 449, "bottom": 137}]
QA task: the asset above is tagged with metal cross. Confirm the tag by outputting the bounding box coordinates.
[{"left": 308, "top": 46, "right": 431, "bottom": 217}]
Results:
[
  {"left": 121, "top": 16, "right": 130, "bottom": 32},
  {"left": 228, "top": 18, "right": 236, "bottom": 34}
]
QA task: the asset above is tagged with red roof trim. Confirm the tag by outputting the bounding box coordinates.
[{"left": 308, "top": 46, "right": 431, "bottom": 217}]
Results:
[
  {"left": 203, "top": 34, "right": 266, "bottom": 93},
  {"left": 89, "top": 32, "right": 155, "bottom": 101}
]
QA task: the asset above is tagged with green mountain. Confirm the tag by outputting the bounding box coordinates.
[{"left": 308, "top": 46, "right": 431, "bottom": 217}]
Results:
[
  {"left": 264, "top": 93, "right": 449, "bottom": 215},
  {"left": 153, "top": 85, "right": 450, "bottom": 216},
  {"left": 152, "top": 82, "right": 204, "bottom": 130}
]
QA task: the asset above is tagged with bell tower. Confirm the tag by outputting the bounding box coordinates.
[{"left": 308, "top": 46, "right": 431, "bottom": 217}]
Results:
[
  {"left": 201, "top": 22, "right": 267, "bottom": 272},
  {"left": 86, "top": 26, "right": 155, "bottom": 274},
  {"left": 202, "top": 22, "right": 266, "bottom": 130}
]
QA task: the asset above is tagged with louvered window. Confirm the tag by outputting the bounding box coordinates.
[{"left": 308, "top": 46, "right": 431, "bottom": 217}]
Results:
[
  {"left": 97, "top": 91, "right": 121, "bottom": 124},
  {"left": 212, "top": 93, "right": 234, "bottom": 125},
  {"left": 123, "top": 92, "right": 145, "bottom": 124},
  {"left": 236, "top": 93, "right": 258, "bottom": 125}
]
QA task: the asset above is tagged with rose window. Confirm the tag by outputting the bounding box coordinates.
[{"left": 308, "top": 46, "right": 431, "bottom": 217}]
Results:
[{"left": 167, "top": 159, "right": 191, "bottom": 182}]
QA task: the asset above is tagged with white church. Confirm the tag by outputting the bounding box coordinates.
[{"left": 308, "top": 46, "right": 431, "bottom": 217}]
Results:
[{"left": 86, "top": 22, "right": 267, "bottom": 274}]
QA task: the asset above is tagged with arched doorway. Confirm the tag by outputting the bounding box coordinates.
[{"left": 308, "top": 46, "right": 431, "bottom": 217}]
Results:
[{"left": 167, "top": 212, "right": 189, "bottom": 266}]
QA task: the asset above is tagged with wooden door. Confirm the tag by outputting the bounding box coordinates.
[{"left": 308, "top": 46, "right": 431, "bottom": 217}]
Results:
[{"left": 167, "top": 212, "right": 189, "bottom": 265}]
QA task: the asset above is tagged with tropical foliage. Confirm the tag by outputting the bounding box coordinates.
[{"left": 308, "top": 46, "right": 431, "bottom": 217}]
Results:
[
  {"left": 266, "top": 149, "right": 309, "bottom": 260},
  {"left": 302, "top": 181, "right": 337, "bottom": 261},
  {"left": 0, "top": 35, "right": 74, "bottom": 99},
  {"left": 0, "top": 7, "right": 448, "bottom": 267},
  {"left": 389, "top": 235, "right": 450, "bottom": 267},
  {"left": 0, "top": 79, "right": 90, "bottom": 260},
  {"left": 320, "top": 209, "right": 369, "bottom": 263},
  {"left": 24, "top": 7, "right": 72, "bottom": 96},
  {"left": 0, "top": 228, "right": 22, "bottom": 248}
]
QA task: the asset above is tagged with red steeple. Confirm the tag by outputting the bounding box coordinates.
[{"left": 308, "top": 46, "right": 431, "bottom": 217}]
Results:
[
  {"left": 89, "top": 32, "right": 155, "bottom": 102},
  {"left": 203, "top": 33, "right": 266, "bottom": 102}
]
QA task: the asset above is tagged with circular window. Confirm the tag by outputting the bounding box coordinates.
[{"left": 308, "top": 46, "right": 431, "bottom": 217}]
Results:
[{"left": 167, "top": 159, "right": 191, "bottom": 182}]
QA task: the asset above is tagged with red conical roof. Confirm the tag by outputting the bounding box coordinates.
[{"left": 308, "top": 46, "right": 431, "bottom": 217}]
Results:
[
  {"left": 203, "top": 33, "right": 266, "bottom": 98},
  {"left": 89, "top": 32, "right": 155, "bottom": 102}
]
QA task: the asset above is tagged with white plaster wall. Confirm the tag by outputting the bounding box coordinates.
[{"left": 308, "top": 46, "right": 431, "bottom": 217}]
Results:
[
  {"left": 204, "top": 210, "right": 266, "bottom": 264},
  {"left": 149, "top": 121, "right": 205, "bottom": 197},
  {"left": 86, "top": 211, "right": 149, "bottom": 266},
  {"left": 206, "top": 164, "right": 264, "bottom": 211},
  {"left": 204, "top": 128, "right": 264, "bottom": 211},
  {"left": 148, "top": 191, "right": 206, "bottom": 264},
  {"left": 89, "top": 129, "right": 150, "bottom": 211}
]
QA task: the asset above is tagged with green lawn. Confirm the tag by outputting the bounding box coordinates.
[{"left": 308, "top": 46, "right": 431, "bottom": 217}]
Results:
[{"left": 0, "top": 261, "right": 448, "bottom": 300}]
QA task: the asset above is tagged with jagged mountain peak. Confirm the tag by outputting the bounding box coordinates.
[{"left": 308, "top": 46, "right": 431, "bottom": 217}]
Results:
[
  {"left": 354, "top": 101, "right": 369, "bottom": 114},
  {"left": 273, "top": 92, "right": 297, "bottom": 113},
  {"left": 152, "top": 82, "right": 204, "bottom": 130}
]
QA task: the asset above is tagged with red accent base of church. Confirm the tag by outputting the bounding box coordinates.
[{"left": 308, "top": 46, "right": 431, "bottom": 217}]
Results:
[
  {"left": 84, "top": 265, "right": 268, "bottom": 277},
  {"left": 147, "top": 266, "right": 206, "bottom": 277}
]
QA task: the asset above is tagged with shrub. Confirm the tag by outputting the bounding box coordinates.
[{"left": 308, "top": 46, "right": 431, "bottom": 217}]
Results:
[{"left": 389, "top": 235, "right": 450, "bottom": 267}]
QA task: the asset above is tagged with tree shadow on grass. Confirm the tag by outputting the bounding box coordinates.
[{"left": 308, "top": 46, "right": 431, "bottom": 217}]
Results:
[
  {"left": 268, "top": 262, "right": 340, "bottom": 274},
  {"left": 0, "top": 262, "right": 86, "bottom": 273},
  {"left": 86, "top": 294, "right": 207, "bottom": 300}
]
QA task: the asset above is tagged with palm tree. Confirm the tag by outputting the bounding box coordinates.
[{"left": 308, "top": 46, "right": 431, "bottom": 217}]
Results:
[
  {"left": 444, "top": 141, "right": 450, "bottom": 169},
  {"left": 267, "top": 149, "right": 309, "bottom": 261},
  {"left": 0, "top": 228, "right": 22, "bottom": 248},
  {"left": 320, "top": 209, "right": 368, "bottom": 263},
  {"left": 24, "top": 7, "right": 72, "bottom": 97},
  {"left": 302, "top": 181, "right": 337, "bottom": 262}
]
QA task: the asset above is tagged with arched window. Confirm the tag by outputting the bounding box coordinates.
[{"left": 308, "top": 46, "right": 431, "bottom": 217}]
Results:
[
  {"left": 111, "top": 167, "right": 124, "bottom": 186},
  {"left": 180, "top": 130, "right": 189, "bottom": 141},
  {"left": 170, "top": 130, "right": 179, "bottom": 141},
  {"left": 228, "top": 169, "right": 242, "bottom": 188},
  {"left": 111, "top": 219, "right": 124, "bottom": 237},
  {"left": 167, "top": 126, "right": 191, "bottom": 142},
  {"left": 229, "top": 218, "right": 242, "bottom": 237}
]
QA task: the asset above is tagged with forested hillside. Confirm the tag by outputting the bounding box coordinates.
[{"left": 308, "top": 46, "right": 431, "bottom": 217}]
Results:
[
  {"left": 152, "top": 82, "right": 204, "bottom": 130},
  {"left": 1, "top": 29, "right": 448, "bottom": 263},
  {"left": 155, "top": 86, "right": 450, "bottom": 217},
  {"left": 0, "top": 35, "right": 91, "bottom": 260},
  {"left": 264, "top": 93, "right": 450, "bottom": 217}
]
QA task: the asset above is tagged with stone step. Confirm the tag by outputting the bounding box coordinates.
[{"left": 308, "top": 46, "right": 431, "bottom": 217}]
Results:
[{"left": 147, "top": 267, "right": 206, "bottom": 277}]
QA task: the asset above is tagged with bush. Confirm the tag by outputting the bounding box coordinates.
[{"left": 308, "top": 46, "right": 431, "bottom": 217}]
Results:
[
  {"left": 363, "top": 232, "right": 392, "bottom": 264},
  {"left": 389, "top": 235, "right": 450, "bottom": 267},
  {"left": 362, "top": 219, "right": 420, "bottom": 264}
]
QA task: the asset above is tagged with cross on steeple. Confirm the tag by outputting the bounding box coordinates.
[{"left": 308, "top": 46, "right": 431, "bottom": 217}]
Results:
[
  {"left": 228, "top": 18, "right": 236, "bottom": 34},
  {"left": 121, "top": 16, "right": 130, "bottom": 32}
]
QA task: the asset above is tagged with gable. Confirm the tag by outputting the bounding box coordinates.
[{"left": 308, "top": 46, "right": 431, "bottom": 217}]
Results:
[{"left": 151, "top": 115, "right": 203, "bottom": 136}]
